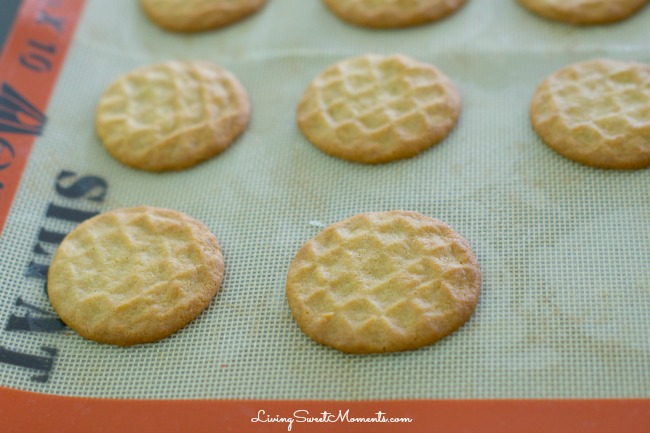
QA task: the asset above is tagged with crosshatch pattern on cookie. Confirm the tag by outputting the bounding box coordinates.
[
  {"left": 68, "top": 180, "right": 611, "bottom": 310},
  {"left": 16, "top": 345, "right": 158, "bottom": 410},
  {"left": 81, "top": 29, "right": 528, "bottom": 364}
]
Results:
[
  {"left": 297, "top": 55, "right": 461, "bottom": 164},
  {"left": 286, "top": 211, "right": 481, "bottom": 354},
  {"left": 96, "top": 61, "right": 250, "bottom": 171},
  {"left": 47, "top": 207, "right": 224, "bottom": 346},
  {"left": 531, "top": 59, "right": 650, "bottom": 169}
]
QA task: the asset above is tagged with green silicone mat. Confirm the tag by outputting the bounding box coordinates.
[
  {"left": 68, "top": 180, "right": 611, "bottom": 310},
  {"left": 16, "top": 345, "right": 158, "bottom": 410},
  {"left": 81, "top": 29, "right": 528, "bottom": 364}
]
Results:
[{"left": 0, "top": 0, "right": 648, "bottom": 400}]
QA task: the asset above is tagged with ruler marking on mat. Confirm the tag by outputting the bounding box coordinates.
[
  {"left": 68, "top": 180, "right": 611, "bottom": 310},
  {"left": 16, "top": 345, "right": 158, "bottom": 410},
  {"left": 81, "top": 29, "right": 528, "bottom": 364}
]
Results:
[
  {"left": 0, "top": 0, "right": 86, "bottom": 237},
  {"left": 0, "top": 0, "right": 86, "bottom": 384}
]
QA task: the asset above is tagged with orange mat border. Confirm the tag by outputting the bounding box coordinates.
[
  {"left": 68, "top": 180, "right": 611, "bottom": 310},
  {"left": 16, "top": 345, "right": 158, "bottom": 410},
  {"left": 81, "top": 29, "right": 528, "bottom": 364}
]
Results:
[
  {"left": 0, "top": 0, "right": 86, "bottom": 235},
  {"left": 1, "top": 387, "right": 649, "bottom": 433}
]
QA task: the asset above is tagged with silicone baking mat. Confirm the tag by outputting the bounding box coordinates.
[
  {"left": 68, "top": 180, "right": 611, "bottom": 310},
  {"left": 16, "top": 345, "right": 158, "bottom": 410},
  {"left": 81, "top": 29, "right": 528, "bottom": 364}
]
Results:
[{"left": 0, "top": 0, "right": 648, "bottom": 431}]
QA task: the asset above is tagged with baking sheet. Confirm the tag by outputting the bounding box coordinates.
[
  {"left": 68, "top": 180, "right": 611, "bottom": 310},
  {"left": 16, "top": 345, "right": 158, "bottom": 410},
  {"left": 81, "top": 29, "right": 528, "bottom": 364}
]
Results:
[{"left": 0, "top": 0, "right": 648, "bottom": 399}]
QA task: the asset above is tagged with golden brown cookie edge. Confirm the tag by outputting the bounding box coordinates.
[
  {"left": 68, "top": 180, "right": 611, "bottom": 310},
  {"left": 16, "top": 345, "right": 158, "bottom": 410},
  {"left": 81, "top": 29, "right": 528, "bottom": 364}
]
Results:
[
  {"left": 296, "top": 55, "right": 462, "bottom": 165},
  {"left": 47, "top": 206, "right": 225, "bottom": 346},
  {"left": 95, "top": 61, "right": 251, "bottom": 172},
  {"left": 286, "top": 210, "right": 481, "bottom": 354}
]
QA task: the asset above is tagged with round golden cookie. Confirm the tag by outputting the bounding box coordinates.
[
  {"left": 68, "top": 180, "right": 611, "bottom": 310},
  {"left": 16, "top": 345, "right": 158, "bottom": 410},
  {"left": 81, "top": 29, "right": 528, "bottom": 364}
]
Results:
[
  {"left": 96, "top": 61, "right": 250, "bottom": 172},
  {"left": 517, "top": 0, "right": 649, "bottom": 25},
  {"left": 140, "top": 0, "right": 267, "bottom": 32},
  {"left": 530, "top": 59, "right": 650, "bottom": 169},
  {"left": 48, "top": 206, "right": 224, "bottom": 346},
  {"left": 286, "top": 211, "right": 481, "bottom": 354},
  {"left": 297, "top": 55, "right": 461, "bottom": 164},
  {"left": 323, "top": 0, "right": 467, "bottom": 28}
]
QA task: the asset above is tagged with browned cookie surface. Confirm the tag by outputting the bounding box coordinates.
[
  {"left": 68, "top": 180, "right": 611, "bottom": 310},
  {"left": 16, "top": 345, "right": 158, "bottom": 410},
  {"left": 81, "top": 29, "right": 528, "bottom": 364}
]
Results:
[
  {"left": 140, "top": 0, "right": 267, "bottom": 32},
  {"left": 530, "top": 59, "right": 650, "bottom": 169},
  {"left": 297, "top": 55, "right": 461, "bottom": 164},
  {"left": 96, "top": 61, "right": 250, "bottom": 172},
  {"left": 518, "top": 0, "right": 649, "bottom": 25},
  {"left": 48, "top": 206, "right": 224, "bottom": 346},
  {"left": 324, "top": 0, "right": 467, "bottom": 28},
  {"left": 286, "top": 211, "right": 481, "bottom": 354}
]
